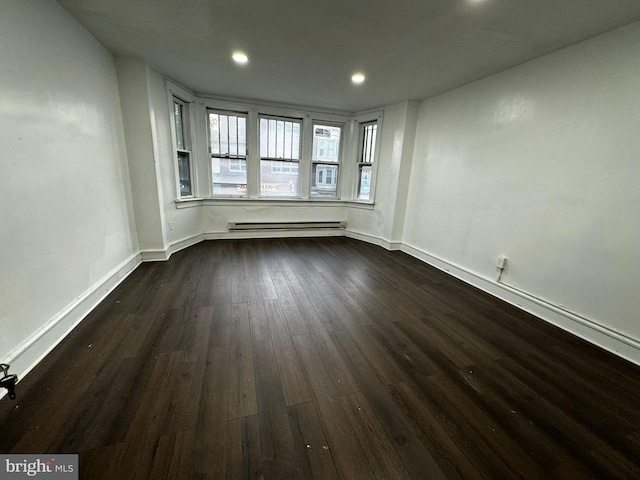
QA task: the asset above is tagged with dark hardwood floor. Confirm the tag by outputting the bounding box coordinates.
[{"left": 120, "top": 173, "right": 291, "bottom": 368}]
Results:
[{"left": 1, "top": 237, "right": 639, "bottom": 479}]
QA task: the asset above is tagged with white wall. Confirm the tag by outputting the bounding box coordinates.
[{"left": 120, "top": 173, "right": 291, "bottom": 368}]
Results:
[
  {"left": 6, "top": 0, "right": 636, "bottom": 386},
  {"left": 404, "top": 22, "right": 640, "bottom": 355},
  {"left": 146, "top": 77, "right": 400, "bottom": 250},
  {"left": 199, "top": 203, "right": 347, "bottom": 235},
  {"left": 116, "top": 58, "right": 168, "bottom": 255},
  {"left": 346, "top": 101, "right": 419, "bottom": 248},
  {"left": 150, "top": 74, "right": 351, "bottom": 247},
  {"left": 0, "top": 1, "right": 138, "bottom": 375},
  {"left": 148, "top": 73, "right": 203, "bottom": 248}
]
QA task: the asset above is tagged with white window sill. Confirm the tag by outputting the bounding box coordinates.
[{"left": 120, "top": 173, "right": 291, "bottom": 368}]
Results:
[
  {"left": 174, "top": 197, "right": 204, "bottom": 209},
  {"left": 344, "top": 200, "right": 376, "bottom": 209},
  {"left": 175, "top": 197, "right": 375, "bottom": 209}
]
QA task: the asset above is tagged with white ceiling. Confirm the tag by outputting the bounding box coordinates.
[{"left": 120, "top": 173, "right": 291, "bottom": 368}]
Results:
[{"left": 58, "top": 0, "right": 640, "bottom": 113}]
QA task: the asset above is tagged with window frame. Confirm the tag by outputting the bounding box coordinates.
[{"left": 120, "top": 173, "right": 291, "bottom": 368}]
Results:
[
  {"left": 353, "top": 116, "right": 382, "bottom": 203},
  {"left": 258, "top": 114, "right": 303, "bottom": 198},
  {"left": 207, "top": 108, "right": 249, "bottom": 197},
  {"left": 171, "top": 96, "right": 195, "bottom": 198},
  {"left": 311, "top": 122, "right": 343, "bottom": 199},
  {"left": 168, "top": 88, "right": 381, "bottom": 204}
]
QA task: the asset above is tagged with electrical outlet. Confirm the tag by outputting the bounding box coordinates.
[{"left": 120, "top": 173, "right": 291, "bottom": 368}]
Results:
[
  {"left": 497, "top": 255, "right": 507, "bottom": 269},
  {"left": 169, "top": 221, "right": 174, "bottom": 230}
]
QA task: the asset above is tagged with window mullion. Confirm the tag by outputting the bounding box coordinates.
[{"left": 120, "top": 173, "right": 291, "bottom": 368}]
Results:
[
  {"left": 228, "top": 116, "right": 233, "bottom": 156},
  {"left": 298, "top": 118, "right": 312, "bottom": 199},
  {"left": 247, "top": 110, "right": 259, "bottom": 198}
]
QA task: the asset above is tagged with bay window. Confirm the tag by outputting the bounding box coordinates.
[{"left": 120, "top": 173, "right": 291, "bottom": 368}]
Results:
[{"left": 168, "top": 84, "right": 382, "bottom": 204}]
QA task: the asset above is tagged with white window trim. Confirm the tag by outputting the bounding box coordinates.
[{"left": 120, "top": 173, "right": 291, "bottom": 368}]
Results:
[
  {"left": 258, "top": 114, "right": 303, "bottom": 199},
  {"left": 351, "top": 112, "right": 383, "bottom": 204},
  {"left": 311, "top": 120, "right": 344, "bottom": 199},
  {"left": 207, "top": 107, "right": 250, "bottom": 197},
  {"left": 174, "top": 98, "right": 194, "bottom": 198},
  {"left": 167, "top": 82, "right": 198, "bottom": 199}
]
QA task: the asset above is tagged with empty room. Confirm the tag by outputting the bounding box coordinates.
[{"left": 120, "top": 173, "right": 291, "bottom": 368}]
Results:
[{"left": 1, "top": 0, "right": 640, "bottom": 478}]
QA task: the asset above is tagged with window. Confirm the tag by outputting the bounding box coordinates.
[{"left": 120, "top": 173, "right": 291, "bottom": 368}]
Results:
[
  {"left": 209, "top": 110, "right": 248, "bottom": 195},
  {"left": 173, "top": 98, "right": 193, "bottom": 197},
  {"left": 259, "top": 116, "right": 301, "bottom": 197},
  {"left": 229, "top": 159, "right": 246, "bottom": 173},
  {"left": 357, "top": 121, "right": 377, "bottom": 200},
  {"left": 315, "top": 165, "right": 337, "bottom": 186},
  {"left": 311, "top": 124, "right": 341, "bottom": 197},
  {"left": 271, "top": 161, "right": 299, "bottom": 175},
  {"left": 168, "top": 85, "right": 382, "bottom": 203}
]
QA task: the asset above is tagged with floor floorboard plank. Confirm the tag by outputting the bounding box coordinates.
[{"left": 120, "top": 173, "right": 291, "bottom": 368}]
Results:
[{"left": 2, "top": 237, "right": 639, "bottom": 479}]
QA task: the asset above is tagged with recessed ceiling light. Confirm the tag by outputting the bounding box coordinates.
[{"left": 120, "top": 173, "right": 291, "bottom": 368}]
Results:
[
  {"left": 232, "top": 52, "right": 248, "bottom": 64},
  {"left": 352, "top": 73, "right": 365, "bottom": 84}
]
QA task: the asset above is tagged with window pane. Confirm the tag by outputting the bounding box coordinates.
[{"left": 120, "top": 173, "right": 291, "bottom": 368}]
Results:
[
  {"left": 261, "top": 160, "right": 298, "bottom": 197},
  {"left": 178, "top": 152, "right": 192, "bottom": 196},
  {"left": 292, "top": 122, "right": 301, "bottom": 159},
  {"left": 357, "top": 165, "right": 372, "bottom": 200},
  {"left": 361, "top": 123, "right": 377, "bottom": 164},
  {"left": 212, "top": 157, "right": 247, "bottom": 195},
  {"left": 311, "top": 164, "right": 338, "bottom": 197},
  {"left": 259, "top": 118, "right": 268, "bottom": 157},
  {"left": 229, "top": 116, "right": 238, "bottom": 156},
  {"left": 313, "top": 125, "right": 341, "bottom": 162},
  {"left": 209, "top": 113, "right": 220, "bottom": 154},
  {"left": 238, "top": 118, "right": 246, "bottom": 156},
  {"left": 229, "top": 158, "right": 247, "bottom": 172},
  {"left": 268, "top": 119, "right": 277, "bottom": 158},
  {"left": 260, "top": 117, "right": 301, "bottom": 160},
  {"left": 284, "top": 121, "right": 292, "bottom": 159},
  {"left": 276, "top": 120, "right": 285, "bottom": 158},
  {"left": 209, "top": 112, "right": 247, "bottom": 158},
  {"left": 174, "top": 102, "right": 185, "bottom": 150},
  {"left": 270, "top": 160, "right": 298, "bottom": 174},
  {"left": 209, "top": 111, "right": 248, "bottom": 195},
  {"left": 219, "top": 115, "right": 229, "bottom": 155}
]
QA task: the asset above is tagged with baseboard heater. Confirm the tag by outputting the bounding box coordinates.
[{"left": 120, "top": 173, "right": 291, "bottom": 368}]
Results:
[{"left": 228, "top": 221, "right": 345, "bottom": 231}]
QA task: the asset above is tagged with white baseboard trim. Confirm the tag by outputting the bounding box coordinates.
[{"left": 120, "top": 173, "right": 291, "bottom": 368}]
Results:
[
  {"left": 1, "top": 252, "right": 142, "bottom": 400},
  {"left": 141, "top": 230, "right": 348, "bottom": 264},
  {"left": 140, "top": 248, "right": 169, "bottom": 262},
  {"left": 400, "top": 242, "right": 640, "bottom": 367},
  {"left": 389, "top": 242, "right": 403, "bottom": 251},
  {"left": 167, "top": 233, "right": 205, "bottom": 258},
  {"left": 203, "top": 229, "right": 346, "bottom": 241},
  {"left": 139, "top": 235, "right": 205, "bottom": 263},
  {"left": 344, "top": 230, "right": 402, "bottom": 251}
]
